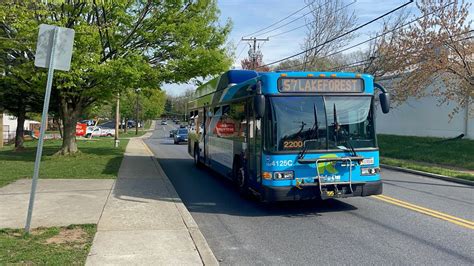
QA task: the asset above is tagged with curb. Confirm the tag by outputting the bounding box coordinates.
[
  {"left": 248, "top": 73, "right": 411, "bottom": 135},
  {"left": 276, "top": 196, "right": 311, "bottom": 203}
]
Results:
[
  {"left": 381, "top": 164, "right": 474, "bottom": 186},
  {"left": 140, "top": 137, "right": 219, "bottom": 266}
]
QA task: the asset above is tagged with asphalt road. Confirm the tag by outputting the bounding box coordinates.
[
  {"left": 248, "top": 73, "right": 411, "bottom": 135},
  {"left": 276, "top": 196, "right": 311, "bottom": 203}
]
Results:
[{"left": 145, "top": 123, "right": 474, "bottom": 265}]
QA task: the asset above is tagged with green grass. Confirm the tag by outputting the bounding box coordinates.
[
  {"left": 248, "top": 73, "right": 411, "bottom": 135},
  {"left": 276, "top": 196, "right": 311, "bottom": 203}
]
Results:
[
  {"left": 0, "top": 224, "right": 96, "bottom": 264},
  {"left": 119, "top": 129, "right": 147, "bottom": 138},
  {"left": 144, "top": 120, "right": 152, "bottom": 130},
  {"left": 381, "top": 157, "right": 474, "bottom": 181},
  {"left": 378, "top": 134, "right": 474, "bottom": 180},
  {"left": 0, "top": 138, "right": 129, "bottom": 188},
  {"left": 378, "top": 134, "right": 474, "bottom": 170}
]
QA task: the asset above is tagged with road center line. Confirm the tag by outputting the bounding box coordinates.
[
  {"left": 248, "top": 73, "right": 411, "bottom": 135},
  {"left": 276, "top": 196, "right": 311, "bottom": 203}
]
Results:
[{"left": 372, "top": 195, "right": 474, "bottom": 230}]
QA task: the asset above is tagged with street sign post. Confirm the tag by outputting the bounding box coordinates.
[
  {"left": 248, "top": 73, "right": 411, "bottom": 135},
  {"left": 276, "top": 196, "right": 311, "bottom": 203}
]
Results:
[{"left": 25, "top": 24, "right": 74, "bottom": 233}]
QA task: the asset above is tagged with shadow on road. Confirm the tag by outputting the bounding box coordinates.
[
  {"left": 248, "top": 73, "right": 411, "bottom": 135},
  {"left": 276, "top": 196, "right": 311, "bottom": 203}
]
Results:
[{"left": 157, "top": 157, "right": 358, "bottom": 218}]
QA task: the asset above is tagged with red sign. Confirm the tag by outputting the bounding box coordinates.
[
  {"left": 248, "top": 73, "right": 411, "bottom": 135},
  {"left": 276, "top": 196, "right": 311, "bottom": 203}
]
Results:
[
  {"left": 215, "top": 122, "right": 235, "bottom": 137},
  {"left": 76, "top": 123, "right": 87, "bottom": 136}
]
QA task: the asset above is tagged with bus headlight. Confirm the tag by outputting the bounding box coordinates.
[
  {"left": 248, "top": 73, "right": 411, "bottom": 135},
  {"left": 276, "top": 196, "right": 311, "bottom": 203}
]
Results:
[
  {"left": 273, "top": 171, "right": 294, "bottom": 180},
  {"left": 361, "top": 167, "right": 379, "bottom": 175}
]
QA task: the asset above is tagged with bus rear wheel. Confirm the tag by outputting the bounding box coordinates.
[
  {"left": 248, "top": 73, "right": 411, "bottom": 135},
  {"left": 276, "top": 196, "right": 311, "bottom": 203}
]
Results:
[
  {"left": 233, "top": 159, "right": 249, "bottom": 197},
  {"left": 194, "top": 145, "right": 202, "bottom": 168}
]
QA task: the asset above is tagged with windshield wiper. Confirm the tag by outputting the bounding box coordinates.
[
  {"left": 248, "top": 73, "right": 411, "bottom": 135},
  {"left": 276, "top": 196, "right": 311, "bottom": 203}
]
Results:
[
  {"left": 346, "top": 139, "right": 357, "bottom": 157},
  {"left": 333, "top": 103, "right": 357, "bottom": 157},
  {"left": 298, "top": 103, "right": 319, "bottom": 160}
]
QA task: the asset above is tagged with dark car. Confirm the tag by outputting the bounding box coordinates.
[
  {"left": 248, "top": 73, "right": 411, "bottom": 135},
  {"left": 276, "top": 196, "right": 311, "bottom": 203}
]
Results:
[
  {"left": 99, "top": 121, "right": 115, "bottom": 129},
  {"left": 173, "top": 128, "right": 188, "bottom": 144},
  {"left": 169, "top": 129, "right": 177, "bottom": 138}
]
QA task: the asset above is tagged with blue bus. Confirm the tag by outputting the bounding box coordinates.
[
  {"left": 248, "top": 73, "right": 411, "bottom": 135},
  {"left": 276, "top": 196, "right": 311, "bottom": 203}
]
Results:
[{"left": 188, "top": 70, "right": 390, "bottom": 201}]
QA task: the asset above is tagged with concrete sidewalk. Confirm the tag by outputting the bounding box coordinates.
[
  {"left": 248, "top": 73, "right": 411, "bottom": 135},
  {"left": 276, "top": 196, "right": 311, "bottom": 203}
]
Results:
[
  {"left": 0, "top": 179, "right": 113, "bottom": 229},
  {"left": 86, "top": 134, "right": 217, "bottom": 265}
]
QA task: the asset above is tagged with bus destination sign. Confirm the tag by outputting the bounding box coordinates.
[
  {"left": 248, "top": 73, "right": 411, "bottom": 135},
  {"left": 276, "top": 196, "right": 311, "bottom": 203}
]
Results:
[{"left": 279, "top": 78, "right": 364, "bottom": 93}]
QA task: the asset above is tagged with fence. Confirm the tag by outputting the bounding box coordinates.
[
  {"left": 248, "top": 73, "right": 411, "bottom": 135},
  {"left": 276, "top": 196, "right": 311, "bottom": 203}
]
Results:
[{"left": 2, "top": 125, "right": 15, "bottom": 144}]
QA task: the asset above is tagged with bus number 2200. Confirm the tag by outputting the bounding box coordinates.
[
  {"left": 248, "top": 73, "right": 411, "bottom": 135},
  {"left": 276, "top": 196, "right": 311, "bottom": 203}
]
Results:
[{"left": 283, "top": 140, "right": 303, "bottom": 149}]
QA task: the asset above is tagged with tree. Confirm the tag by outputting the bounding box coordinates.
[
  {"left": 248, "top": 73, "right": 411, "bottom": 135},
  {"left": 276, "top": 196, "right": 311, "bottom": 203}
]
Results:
[
  {"left": 241, "top": 48, "right": 270, "bottom": 71},
  {"left": 166, "top": 88, "right": 195, "bottom": 119},
  {"left": 301, "top": 0, "right": 357, "bottom": 70},
  {"left": 1, "top": 0, "right": 232, "bottom": 154},
  {"left": 273, "top": 58, "right": 303, "bottom": 71},
  {"left": 380, "top": 0, "right": 473, "bottom": 116},
  {"left": 119, "top": 87, "right": 166, "bottom": 124},
  {"left": 0, "top": 4, "right": 44, "bottom": 150}
]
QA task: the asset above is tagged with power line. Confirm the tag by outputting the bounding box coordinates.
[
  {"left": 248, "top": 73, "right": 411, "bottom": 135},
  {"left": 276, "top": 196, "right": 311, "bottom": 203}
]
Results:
[
  {"left": 243, "top": 1, "right": 313, "bottom": 38},
  {"left": 327, "top": 29, "right": 474, "bottom": 72},
  {"left": 284, "top": 1, "right": 456, "bottom": 70},
  {"left": 236, "top": 44, "right": 248, "bottom": 60},
  {"left": 254, "top": 0, "right": 329, "bottom": 38},
  {"left": 266, "top": 0, "right": 357, "bottom": 39},
  {"left": 258, "top": 0, "right": 414, "bottom": 69}
]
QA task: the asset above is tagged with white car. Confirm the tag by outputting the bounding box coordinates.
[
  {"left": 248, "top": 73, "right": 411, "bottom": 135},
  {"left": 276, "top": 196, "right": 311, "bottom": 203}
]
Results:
[{"left": 85, "top": 126, "right": 115, "bottom": 137}]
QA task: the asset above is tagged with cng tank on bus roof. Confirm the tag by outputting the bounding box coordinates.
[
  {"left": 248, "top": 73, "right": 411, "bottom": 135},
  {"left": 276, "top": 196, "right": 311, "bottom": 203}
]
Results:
[{"left": 227, "top": 70, "right": 259, "bottom": 85}]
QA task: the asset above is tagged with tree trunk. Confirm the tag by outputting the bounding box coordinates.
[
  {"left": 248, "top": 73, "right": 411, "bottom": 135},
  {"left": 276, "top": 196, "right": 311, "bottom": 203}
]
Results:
[
  {"left": 14, "top": 111, "right": 26, "bottom": 150},
  {"left": 58, "top": 95, "right": 81, "bottom": 155},
  {"left": 0, "top": 112, "right": 3, "bottom": 148},
  {"left": 123, "top": 117, "right": 127, "bottom": 133},
  {"left": 60, "top": 118, "right": 78, "bottom": 155},
  {"left": 56, "top": 116, "right": 63, "bottom": 138}
]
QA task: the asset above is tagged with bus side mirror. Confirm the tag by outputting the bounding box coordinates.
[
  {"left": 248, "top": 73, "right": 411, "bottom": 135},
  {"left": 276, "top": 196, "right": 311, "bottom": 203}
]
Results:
[
  {"left": 379, "top": 92, "right": 390, "bottom": 114},
  {"left": 374, "top": 82, "right": 390, "bottom": 114},
  {"left": 254, "top": 95, "right": 265, "bottom": 119}
]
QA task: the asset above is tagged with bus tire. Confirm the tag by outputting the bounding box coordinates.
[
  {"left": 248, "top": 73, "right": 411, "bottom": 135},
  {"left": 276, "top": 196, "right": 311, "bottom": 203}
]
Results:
[
  {"left": 194, "top": 145, "right": 203, "bottom": 168},
  {"left": 233, "top": 158, "right": 249, "bottom": 197}
]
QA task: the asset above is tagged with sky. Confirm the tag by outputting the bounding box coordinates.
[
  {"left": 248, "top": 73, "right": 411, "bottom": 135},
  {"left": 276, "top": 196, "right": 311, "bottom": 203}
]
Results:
[{"left": 163, "top": 0, "right": 474, "bottom": 96}]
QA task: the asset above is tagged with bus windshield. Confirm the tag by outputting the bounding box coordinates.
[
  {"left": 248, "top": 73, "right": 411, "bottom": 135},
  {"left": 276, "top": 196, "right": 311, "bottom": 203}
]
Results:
[{"left": 268, "top": 96, "right": 375, "bottom": 152}]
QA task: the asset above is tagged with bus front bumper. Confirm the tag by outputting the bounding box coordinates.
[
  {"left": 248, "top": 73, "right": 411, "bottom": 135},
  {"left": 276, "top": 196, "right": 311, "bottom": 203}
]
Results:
[{"left": 261, "top": 181, "right": 382, "bottom": 202}]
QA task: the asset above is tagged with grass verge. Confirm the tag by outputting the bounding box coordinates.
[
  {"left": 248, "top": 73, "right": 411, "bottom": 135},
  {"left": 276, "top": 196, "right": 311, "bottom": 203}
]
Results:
[
  {"left": 378, "top": 134, "right": 474, "bottom": 181},
  {"left": 0, "top": 137, "right": 129, "bottom": 188},
  {"left": 0, "top": 224, "right": 96, "bottom": 264},
  {"left": 378, "top": 134, "right": 473, "bottom": 170},
  {"left": 380, "top": 157, "right": 474, "bottom": 181},
  {"left": 119, "top": 129, "right": 147, "bottom": 138}
]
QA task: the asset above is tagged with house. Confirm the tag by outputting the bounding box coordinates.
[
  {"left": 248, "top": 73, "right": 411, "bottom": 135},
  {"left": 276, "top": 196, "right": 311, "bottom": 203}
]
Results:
[
  {"left": 375, "top": 78, "right": 472, "bottom": 139},
  {"left": 2, "top": 112, "right": 41, "bottom": 143}
]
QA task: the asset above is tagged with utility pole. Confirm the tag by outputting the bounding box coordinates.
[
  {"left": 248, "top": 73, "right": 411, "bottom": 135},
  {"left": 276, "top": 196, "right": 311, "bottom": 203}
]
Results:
[
  {"left": 241, "top": 37, "right": 269, "bottom": 69},
  {"left": 114, "top": 93, "right": 120, "bottom": 148}
]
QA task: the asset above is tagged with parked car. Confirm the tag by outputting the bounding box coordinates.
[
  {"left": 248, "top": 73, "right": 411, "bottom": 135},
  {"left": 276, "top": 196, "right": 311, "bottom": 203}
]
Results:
[
  {"left": 99, "top": 121, "right": 115, "bottom": 129},
  {"left": 173, "top": 128, "right": 188, "bottom": 144},
  {"left": 161, "top": 120, "right": 167, "bottom": 125},
  {"left": 85, "top": 126, "right": 115, "bottom": 137},
  {"left": 169, "top": 129, "right": 177, "bottom": 138}
]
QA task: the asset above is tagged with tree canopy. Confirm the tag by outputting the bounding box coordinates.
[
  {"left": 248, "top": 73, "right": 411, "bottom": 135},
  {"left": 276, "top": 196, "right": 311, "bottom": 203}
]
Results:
[{"left": 0, "top": 0, "right": 232, "bottom": 154}]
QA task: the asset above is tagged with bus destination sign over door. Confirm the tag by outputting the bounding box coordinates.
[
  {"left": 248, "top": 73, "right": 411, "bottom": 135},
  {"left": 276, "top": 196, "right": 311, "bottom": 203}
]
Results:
[{"left": 279, "top": 78, "right": 364, "bottom": 93}]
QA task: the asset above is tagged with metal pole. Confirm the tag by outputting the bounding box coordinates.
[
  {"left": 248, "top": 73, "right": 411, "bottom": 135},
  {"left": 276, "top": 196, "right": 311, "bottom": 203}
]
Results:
[{"left": 25, "top": 27, "right": 58, "bottom": 233}]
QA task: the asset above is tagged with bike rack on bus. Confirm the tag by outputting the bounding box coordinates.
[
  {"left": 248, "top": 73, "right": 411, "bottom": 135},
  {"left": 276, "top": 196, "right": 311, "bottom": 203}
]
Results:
[{"left": 298, "top": 156, "right": 363, "bottom": 198}]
